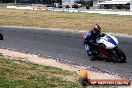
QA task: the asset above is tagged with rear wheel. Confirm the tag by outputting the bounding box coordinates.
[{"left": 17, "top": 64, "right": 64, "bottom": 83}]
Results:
[{"left": 112, "top": 48, "right": 126, "bottom": 63}]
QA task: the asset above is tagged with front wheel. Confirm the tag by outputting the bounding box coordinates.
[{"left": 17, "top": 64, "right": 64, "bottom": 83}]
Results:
[{"left": 112, "top": 48, "right": 126, "bottom": 63}]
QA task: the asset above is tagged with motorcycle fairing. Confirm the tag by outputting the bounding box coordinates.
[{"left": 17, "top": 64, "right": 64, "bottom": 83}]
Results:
[{"left": 96, "top": 34, "right": 118, "bottom": 49}]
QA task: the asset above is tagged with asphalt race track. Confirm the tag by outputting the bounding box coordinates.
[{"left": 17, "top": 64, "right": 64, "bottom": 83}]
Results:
[{"left": 0, "top": 27, "right": 132, "bottom": 79}]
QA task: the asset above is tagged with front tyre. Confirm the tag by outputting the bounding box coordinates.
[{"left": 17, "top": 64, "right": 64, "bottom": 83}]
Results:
[{"left": 112, "top": 48, "right": 126, "bottom": 63}]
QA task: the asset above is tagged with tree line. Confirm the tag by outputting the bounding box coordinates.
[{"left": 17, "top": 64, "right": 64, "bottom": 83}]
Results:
[{"left": 0, "top": 0, "right": 62, "bottom": 4}]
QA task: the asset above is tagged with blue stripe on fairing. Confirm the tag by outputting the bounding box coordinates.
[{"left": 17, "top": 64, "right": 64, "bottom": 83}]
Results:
[{"left": 108, "top": 36, "right": 117, "bottom": 45}]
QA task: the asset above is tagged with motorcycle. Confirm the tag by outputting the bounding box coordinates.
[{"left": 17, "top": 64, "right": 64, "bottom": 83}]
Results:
[{"left": 82, "top": 33, "right": 126, "bottom": 63}]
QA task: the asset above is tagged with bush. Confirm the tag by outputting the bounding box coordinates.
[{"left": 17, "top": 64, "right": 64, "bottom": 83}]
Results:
[
  {"left": 86, "top": 5, "right": 90, "bottom": 9},
  {"left": 58, "top": 5, "right": 62, "bottom": 8},
  {"left": 65, "top": 5, "right": 70, "bottom": 8},
  {"left": 47, "top": 4, "right": 55, "bottom": 7},
  {"left": 72, "top": 5, "right": 78, "bottom": 8}
]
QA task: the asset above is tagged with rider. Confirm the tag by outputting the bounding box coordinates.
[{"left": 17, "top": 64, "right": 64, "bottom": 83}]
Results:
[{"left": 83, "top": 24, "right": 104, "bottom": 60}]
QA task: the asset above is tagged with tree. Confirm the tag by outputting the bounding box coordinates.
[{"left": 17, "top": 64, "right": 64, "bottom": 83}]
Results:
[
  {"left": 0, "top": 0, "right": 62, "bottom": 4},
  {"left": 14, "top": 0, "right": 16, "bottom": 4},
  {"left": 0, "top": 0, "right": 13, "bottom": 3}
]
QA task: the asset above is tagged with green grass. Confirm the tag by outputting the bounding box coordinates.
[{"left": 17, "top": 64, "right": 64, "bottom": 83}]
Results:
[
  {"left": 0, "top": 53, "right": 118, "bottom": 88},
  {"left": 0, "top": 55, "right": 81, "bottom": 88},
  {"left": 0, "top": 3, "right": 26, "bottom": 7},
  {"left": 0, "top": 8, "right": 132, "bottom": 34}
]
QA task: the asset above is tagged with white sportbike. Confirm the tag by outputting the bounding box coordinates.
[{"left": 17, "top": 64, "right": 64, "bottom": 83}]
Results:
[{"left": 82, "top": 33, "right": 126, "bottom": 63}]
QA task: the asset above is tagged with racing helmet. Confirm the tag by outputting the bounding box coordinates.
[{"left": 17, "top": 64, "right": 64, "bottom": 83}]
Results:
[{"left": 93, "top": 24, "right": 101, "bottom": 34}]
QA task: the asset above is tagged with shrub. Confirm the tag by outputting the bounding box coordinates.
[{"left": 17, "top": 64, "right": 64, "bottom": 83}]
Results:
[
  {"left": 72, "top": 5, "right": 78, "bottom": 8},
  {"left": 65, "top": 5, "right": 70, "bottom": 8},
  {"left": 47, "top": 4, "right": 55, "bottom": 7},
  {"left": 58, "top": 5, "right": 62, "bottom": 8},
  {"left": 86, "top": 5, "right": 90, "bottom": 9}
]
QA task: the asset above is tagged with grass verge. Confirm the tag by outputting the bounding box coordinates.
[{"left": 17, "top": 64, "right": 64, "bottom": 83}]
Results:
[
  {"left": 0, "top": 53, "right": 81, "bottom": 88},
  {"left": 0, "top": 9, "right": 132, "bottom": 34},
  {"left": 0, "top": 53, "right": 118, "bottom": 88}
]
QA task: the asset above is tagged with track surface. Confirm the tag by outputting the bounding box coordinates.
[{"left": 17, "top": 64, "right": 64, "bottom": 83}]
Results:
[{"left": 0, "top": 27, "right": 132, "bottom": 79}]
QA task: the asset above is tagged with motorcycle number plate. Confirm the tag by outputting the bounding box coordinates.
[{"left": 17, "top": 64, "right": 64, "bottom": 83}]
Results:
[{"left": 85, "top": 44, "right": 90, "bottom": 50}]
